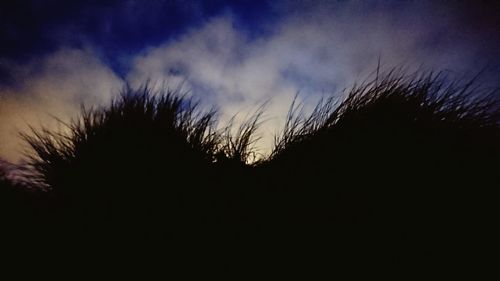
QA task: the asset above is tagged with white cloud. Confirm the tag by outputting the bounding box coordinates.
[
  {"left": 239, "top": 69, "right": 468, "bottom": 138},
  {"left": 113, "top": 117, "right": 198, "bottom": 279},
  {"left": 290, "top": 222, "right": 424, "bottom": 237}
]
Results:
[{"left": 126, "top": 7, "right": 481, "bottom": 156}]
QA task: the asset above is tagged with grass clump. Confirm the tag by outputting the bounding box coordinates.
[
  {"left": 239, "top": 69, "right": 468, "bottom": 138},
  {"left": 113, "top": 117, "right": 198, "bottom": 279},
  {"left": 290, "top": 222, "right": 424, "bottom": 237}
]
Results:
[{"left": 2, "top": 70, "right": 498, "bottom": 276}]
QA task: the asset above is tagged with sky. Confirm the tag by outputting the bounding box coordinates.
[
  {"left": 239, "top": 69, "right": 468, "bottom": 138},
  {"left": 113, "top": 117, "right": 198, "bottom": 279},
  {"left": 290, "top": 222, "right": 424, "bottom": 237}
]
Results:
[{"left": 0, "top": 0, "right": 499, "bottom": 162}]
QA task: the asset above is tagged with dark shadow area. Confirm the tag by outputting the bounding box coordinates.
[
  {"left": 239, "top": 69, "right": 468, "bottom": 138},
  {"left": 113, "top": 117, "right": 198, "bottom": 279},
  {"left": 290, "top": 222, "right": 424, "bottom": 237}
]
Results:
[{"left": 1, "top": 71, "right": 499, "bottom": 278}]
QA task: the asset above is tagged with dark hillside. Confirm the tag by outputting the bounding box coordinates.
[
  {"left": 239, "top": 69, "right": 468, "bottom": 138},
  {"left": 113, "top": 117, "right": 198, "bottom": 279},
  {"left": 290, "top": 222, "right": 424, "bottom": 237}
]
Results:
[{"left": 1, "top": 72, "right": 499, "bottom": 277}]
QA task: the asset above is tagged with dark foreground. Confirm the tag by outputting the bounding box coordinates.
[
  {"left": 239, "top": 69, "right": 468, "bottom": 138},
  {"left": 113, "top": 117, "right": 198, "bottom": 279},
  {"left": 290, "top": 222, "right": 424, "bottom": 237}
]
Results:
[{"left": 1, "top": 73, "right": 499, "bottom": 278}]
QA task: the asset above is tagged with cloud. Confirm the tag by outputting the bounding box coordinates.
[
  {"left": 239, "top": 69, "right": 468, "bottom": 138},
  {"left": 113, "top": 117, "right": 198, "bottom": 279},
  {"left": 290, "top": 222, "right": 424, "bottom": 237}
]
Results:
[
  {"left": 128, "top": 17, "right": 302, "bottom": 152},
  {"left": 127, "top": 3, "right": 498, "bottom": 155},
  {"left": 0, "top": 48, "right": 123, "bottom": 162}
]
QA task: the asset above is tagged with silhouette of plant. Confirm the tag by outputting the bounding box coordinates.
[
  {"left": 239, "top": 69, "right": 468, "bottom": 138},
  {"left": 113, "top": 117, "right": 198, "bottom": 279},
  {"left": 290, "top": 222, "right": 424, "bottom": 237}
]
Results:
[
  {"left": 6, "top": 70, "right": 499, "bottom": 277},
  {"left": 271, "top": 70, "right": 499, "bottom": 160}
]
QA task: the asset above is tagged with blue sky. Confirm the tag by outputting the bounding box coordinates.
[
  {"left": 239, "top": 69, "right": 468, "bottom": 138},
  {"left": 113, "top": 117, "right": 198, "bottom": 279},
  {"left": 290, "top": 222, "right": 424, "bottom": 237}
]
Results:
[{"left": 1, "top": 0, "right": 499, "bottom": 162}]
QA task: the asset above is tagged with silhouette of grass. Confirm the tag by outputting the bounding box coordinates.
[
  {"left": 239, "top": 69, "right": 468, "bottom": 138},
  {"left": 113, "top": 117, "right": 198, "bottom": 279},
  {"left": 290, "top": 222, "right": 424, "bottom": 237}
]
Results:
[
  {"left": 271, "top": 70, "right": 499, "bottom": 160},
  {"left": 23, "top": 86, "right": 218, "bottom": 188},
  {"left": 256, "top": 70, "right": 500, "bottom": 271},
  {"left": 2, "top": 70, "right": 498, "bottom": 277},
  {"left": 264, "top": 70, "right": 499, "bottom": 221},
  {"left": 218, "top": 103, "right": 266, "bottom": 165}
]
